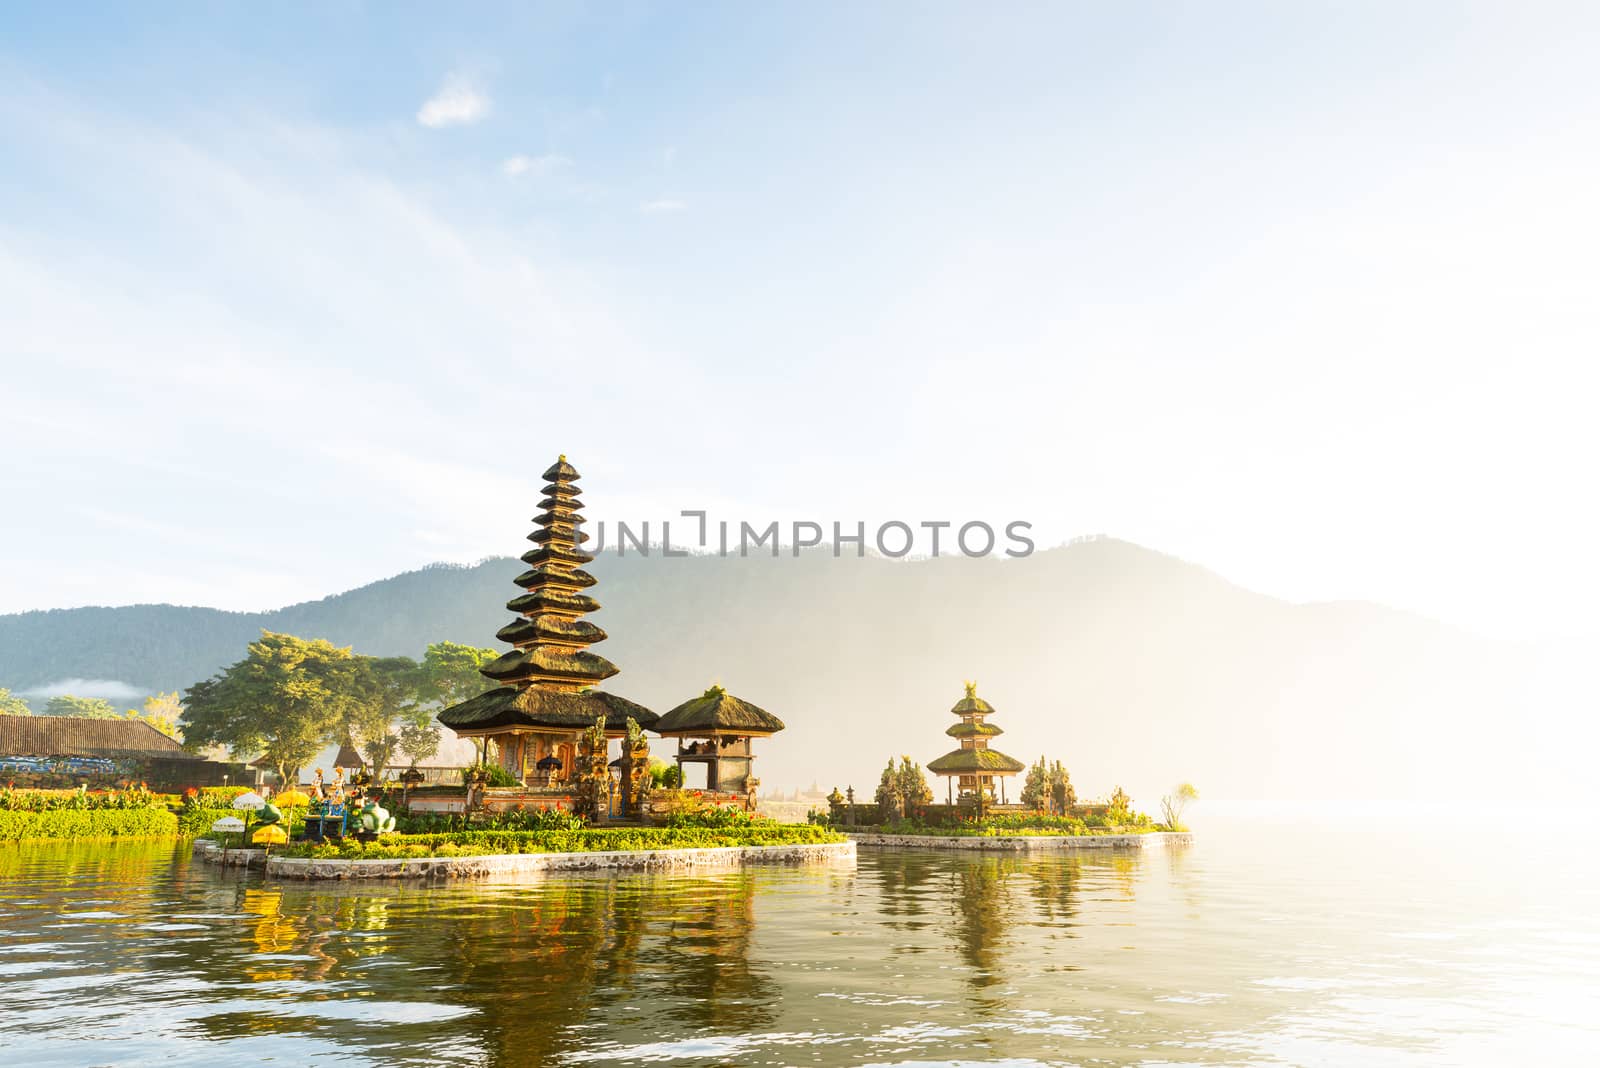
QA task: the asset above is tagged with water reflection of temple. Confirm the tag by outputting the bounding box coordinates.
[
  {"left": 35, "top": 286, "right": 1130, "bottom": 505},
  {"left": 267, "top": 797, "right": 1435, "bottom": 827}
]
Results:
[{"left": 216, "top": 872, "right": 778, "bottom": 1064}]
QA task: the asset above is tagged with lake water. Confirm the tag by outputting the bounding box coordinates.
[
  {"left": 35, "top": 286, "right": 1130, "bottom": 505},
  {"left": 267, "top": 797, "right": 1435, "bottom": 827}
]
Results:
[{"left": 2, "top": 804, "right": 1596, "bottom": 1067}]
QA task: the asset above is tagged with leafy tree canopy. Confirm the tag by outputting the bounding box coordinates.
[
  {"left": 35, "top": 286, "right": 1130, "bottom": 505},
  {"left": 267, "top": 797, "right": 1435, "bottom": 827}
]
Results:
[
  {"left": 416, "top": 640, "right": 499, "bottom": 707},
  {"left": 0, "top": 687, "right": 31, "bottom": 716},
  {"left": 180, "top": 631, "right": 369, "bottom": 782},
  {"left": 126, "top": 691, "right": 183, "bottom": 739},
  {"left": 43, "top": 694, "right": 119, "bottom": 718}
]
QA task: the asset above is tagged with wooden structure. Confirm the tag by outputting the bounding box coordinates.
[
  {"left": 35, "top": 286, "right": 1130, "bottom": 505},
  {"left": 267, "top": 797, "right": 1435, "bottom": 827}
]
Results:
[
  {"left": 655, "top": 686, "right": 784, "bottom": 802},
  {"left": 0, "top": 716, "right": 241, "bottom": 789},
  {"left": 436, "top": 456, "right": 658, "bottom": 793},
  {"left": 926, "top": 682, "right": 1025, "bottom": 804}
]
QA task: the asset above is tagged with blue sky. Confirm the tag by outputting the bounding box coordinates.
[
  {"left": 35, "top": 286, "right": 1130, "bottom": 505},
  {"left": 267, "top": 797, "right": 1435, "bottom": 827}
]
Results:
[{"left": 2, "top": 2, "right": 1597, "bottom": 641}]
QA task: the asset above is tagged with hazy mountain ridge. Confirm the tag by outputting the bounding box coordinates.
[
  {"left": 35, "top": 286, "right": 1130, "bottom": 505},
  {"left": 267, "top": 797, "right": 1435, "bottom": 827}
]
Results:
[{"left": 0, "top": 540, "right": 1559, "bottom": 800}]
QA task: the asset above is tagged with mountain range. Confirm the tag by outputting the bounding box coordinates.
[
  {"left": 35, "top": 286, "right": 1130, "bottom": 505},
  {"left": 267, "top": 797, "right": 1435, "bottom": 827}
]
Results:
[{"left": 0, "top": 538, "right": 1569, "bottom": 801}]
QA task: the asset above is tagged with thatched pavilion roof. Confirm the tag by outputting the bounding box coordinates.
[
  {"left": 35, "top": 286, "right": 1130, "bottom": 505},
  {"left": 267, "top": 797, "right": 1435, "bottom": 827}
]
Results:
[
  {"left": 437, "top": 686, "right": 657, "bottom": 733},
  {"left": 926, "top": 748, "right": 1025, "bottom": 775},
  {"left": 654, "top": 686, "right": 786, "bottom": 736}
]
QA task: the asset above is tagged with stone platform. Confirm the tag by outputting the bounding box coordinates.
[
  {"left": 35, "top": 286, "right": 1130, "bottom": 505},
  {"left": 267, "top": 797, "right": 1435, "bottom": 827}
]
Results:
[
  {"left": 847, "top": 831, "right": 1193, "bottom": 851},
  {"left": 192, "top": 837, "right": 855, "bottom": 880}
]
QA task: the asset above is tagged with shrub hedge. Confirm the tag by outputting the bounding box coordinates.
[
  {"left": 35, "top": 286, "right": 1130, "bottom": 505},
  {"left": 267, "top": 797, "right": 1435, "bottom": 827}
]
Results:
[
  {"left": 0, "top": 807, "right": 179, "bottom": 842},
  {"left": 0, "top": 787, "right": 164, "bottom": 812},
  {"left": 279, "top": 823, "right": 844, "bottom": 860},
  {"left": 175, "top": 806, "right": 239, "bottom": 837}
]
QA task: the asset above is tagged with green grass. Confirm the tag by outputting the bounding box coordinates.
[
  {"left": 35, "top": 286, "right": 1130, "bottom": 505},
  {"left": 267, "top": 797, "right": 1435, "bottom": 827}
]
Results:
[{"left": 276, "top": 824, "right": 845, "bottom": 860}]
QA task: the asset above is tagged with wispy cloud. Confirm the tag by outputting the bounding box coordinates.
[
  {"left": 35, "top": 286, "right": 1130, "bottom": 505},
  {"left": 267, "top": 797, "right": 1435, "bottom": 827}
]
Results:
[
  {"left": 639, "top": 197, "right": 687, "bottom": 214},
  {"left": 21, "top": 678, "right": 147, "bottom": 700},
  {"left": 417, "top": 75, "right": 490, "bottom": 128},
  {"left": 502, "top": 153, "right": 572, "bottom": 178}
]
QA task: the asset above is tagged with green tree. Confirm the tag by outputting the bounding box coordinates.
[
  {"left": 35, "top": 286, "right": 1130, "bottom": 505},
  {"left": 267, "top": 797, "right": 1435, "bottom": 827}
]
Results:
[
  {"left": 43, "top": 695, "right": 119, "bottom": 718},
  {"left": 416, "top": 641, "right": 499, "bottom": 706},
  {"left": 1160, "top": 782, "right": 1199, "bottom": 830},
  {"left": 0, "top": 688, "right": 31, "bottom": 716},
  {"left": 345, "top": 656, "right": 434, "bottom": 782},
  {"left": 126, "top": 691, "right": 182, "bottom": 739},
  {"left": 1108, "top": 785, "right": 1131, "bottom": 818},
  {"left": 397, "top": 717, "right": 442, "bottom": 768},
  {"left": 895, "top": 756, "right": 932, "bottom": 809},
  {"left": 180, "top": 631, "right": 366, "bottom": 783}
]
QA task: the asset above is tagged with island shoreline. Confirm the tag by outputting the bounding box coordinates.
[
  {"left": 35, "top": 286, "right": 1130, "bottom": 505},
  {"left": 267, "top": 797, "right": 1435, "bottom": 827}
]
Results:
[{"left": 192, "top": 836, "right": 856, "bottom": 879}]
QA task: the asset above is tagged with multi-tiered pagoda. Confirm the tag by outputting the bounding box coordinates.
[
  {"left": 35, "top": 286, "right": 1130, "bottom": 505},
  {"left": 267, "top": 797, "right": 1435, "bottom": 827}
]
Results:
[
  {"left": 437, "top": 456, "right": 657, "bottom": 785},
  {"left": 927, "top": 681, "right": 1025, "bottom": 804}
]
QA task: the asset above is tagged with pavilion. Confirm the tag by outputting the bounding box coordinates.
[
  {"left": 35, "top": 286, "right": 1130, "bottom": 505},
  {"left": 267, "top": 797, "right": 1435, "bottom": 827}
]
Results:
[
  {"left": 436, "top": 456, "right": 658, "bottom": 784},
  {"left": 654, "top": 685, "right": 784, "bottom": 797},
  {"left": 927, "top": 682, "right": 1025, "bottom": 804}
]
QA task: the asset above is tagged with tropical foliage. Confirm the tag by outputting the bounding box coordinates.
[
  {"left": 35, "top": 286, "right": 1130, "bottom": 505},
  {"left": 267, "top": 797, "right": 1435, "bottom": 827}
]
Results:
[
  {"left": 0, "top": 786, "right": 166, "bottom": 811},
  {"left": 180, "top": 632, "right": 480, "bottom": 781},
  {"left": 277, "top": 823, "right": 842, "bottom": 860},
  {"left": 0, "top": 687, "right": 31, "bottom": 716}
]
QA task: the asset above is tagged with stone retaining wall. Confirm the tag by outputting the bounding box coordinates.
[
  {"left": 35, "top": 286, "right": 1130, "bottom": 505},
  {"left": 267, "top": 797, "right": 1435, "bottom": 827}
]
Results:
[
  {"left": 193, "top": 837, "right": 855, "bottom": 881},
  {"left": 847, "top": 831, "right": 1193, "bottom": 851}
]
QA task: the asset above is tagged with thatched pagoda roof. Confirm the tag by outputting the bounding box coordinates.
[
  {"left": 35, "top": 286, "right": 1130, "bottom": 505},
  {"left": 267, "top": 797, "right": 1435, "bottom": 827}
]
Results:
[
  {"left": 520, "top": 544, "right": 597, "bottom": 567},
  {"left": 496, "top": 616, "right": 608, "bottom": 646},
  {"left": 0, "top": 717, "right": 197, "bottom": 760},
  {"left": 927, "top": 747, "right": 1025, "bottom": 775},
  {"left": 438, "top": 686, "right": 658, "bottom": 732},
  {"left": 542, "top": 457, "right": 580, "bottom": 482},
  {"left": 513, "top": 566, "right": 597, "bottom": 590},
  {"left": 333, "top": 742, "right": 365, "bottom": 769},
  {"left": 506, "top": 589, "right": 600, "bottom": 615},
  {"left": 951, "top": 682, "right": 996, "bottom": 717},
  {"left": 654, "top": 686, "right": 786, "bottom": 736},
  {"left": 479, "top": 646, "right": 619, "bottom": 683},
  {"left": 946, "top": 721, "right": 1003, "bottom": 739}
]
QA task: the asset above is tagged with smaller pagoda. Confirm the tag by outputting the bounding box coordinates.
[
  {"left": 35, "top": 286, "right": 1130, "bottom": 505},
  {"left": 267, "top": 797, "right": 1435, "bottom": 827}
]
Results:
[
  {"left": 927, "top": 682, "right": 1025, "bottom": 804},
  {"left": 655, "top": 686, "right": 785, "bottom": 803}
]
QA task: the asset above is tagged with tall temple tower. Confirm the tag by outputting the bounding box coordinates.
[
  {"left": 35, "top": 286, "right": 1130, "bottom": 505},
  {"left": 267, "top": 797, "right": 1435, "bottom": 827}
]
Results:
[
  {"left": 437, "top": 456, "right": 657, "bottom": 785},
  {"left": 927, "top": 681, "right": 1025, "bottom": 804}
]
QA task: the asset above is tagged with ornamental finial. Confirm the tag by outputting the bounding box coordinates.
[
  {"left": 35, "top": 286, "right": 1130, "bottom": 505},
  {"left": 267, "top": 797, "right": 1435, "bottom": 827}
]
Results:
[
  {"left": 559, "top": 453, "right": 567, "bottom": 463},
  {"left": 964, "top": 680, "right": 977, "bottom": 698}
]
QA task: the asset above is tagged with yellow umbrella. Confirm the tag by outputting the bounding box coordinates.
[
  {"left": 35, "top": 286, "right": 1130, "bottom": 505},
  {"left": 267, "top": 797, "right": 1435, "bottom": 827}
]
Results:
[
  {"left": 273, "top": 789, "right": 311, "bottom": 838},
  {"left": 252, "top": 824, "right": 288, "bottom": 845}
]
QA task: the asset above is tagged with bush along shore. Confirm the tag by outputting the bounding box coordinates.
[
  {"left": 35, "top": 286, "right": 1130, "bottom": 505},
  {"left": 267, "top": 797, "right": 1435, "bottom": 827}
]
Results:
[
  {"left": 0, "top": 785, "right": 258, "bottom": 842},
  {"left": 271, "top": 822, "right": 845, "bottom": 861},
  {"left": 0, "top": 786, "right": 179, "bottom": 841},
  {"left": 857, "top": 811, "right": 1163, "bottom": 837}
]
